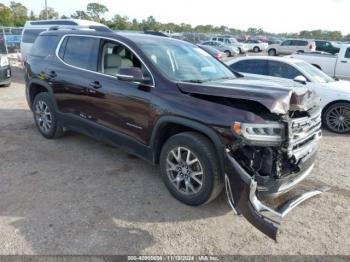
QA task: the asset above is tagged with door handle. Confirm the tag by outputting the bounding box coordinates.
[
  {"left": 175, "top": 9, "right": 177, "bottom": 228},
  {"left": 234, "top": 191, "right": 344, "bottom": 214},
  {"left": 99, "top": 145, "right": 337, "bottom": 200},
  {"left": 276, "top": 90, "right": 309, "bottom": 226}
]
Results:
[
  {"left": 46, "top": 71, "right": 57, "bottom": 78},
  {"left": 89, "top": 81, "right": 102, "bottom": 89},
  {"left": 341, "top": 60, "right": 348, "bottom": 63}
]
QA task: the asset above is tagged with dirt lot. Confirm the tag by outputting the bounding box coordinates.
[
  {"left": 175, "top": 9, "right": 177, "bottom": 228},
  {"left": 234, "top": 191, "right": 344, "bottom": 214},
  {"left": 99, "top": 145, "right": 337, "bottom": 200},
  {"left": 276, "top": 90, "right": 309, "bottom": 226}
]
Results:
[{"left": 0, "top": 65, "right": 349, "bottom": 255}]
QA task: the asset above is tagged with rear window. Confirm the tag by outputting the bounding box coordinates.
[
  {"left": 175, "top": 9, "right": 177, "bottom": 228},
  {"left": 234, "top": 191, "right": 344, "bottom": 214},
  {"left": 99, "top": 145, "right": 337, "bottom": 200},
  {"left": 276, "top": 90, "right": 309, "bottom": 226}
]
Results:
[
  {"left": 31, "top": 35, "right": 59, "bottom": 57},
  {"left": 230, "top": 60, "right": 267, "bottom": 75},
  {"left": 22, "top": 29, "right": 46, "bottom": 44},
  {"left": 345, "top": 48, "right": 350, "bottom": 58},
  {"left": 58, "top": 36, "right": 100, "bottom": 71}
]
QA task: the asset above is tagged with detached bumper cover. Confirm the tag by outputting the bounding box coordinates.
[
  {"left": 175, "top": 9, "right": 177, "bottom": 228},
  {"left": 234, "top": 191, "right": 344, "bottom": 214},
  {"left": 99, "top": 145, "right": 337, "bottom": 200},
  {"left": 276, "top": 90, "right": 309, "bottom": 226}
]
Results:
[{"left": 224, "top": 151, "right": 328, "bottom": 240}]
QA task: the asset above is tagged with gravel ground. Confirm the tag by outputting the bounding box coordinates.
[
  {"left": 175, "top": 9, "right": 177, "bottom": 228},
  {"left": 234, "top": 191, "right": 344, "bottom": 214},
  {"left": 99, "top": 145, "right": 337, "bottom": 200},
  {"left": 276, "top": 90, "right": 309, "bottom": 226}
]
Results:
[{"left": 0, "top": 65, "right": 349, "bottom": 255}]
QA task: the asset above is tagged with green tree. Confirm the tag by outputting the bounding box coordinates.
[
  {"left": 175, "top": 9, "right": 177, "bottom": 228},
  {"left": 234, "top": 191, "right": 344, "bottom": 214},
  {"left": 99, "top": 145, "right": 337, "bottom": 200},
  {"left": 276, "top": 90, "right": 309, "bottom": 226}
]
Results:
[
  {"left": 87, "top": 3, "right": 108, "bottom": 22},
  {"left": 9, "top": 1, "right": 27, "bottom": 26},
  {"left": 0, "top": 4, "right": 13, "bottom": 26},
  {"left": 39, "top": 7, "right": 59, "bottom": 19},
  {"left": 141, "top": 16, "right": 159, "bottom": 31},
  {"left": 110, "top": 14, "right": 130, "bottom": 30},
  {"left": 129, "top": 18, "right": 140, "bottom": 30},
  {"left": 71, "top": 10, "right": 91, "bottom": 20}
]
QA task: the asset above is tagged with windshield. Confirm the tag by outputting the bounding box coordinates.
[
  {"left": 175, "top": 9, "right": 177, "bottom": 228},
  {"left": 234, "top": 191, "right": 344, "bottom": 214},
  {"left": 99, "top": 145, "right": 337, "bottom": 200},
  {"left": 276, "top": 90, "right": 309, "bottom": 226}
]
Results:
[
  {"left": 296, "top": 61, "right": 335, "bottom": 83},
  {"left": 139, "top": 42, "right": 235, "bottom": 82}
]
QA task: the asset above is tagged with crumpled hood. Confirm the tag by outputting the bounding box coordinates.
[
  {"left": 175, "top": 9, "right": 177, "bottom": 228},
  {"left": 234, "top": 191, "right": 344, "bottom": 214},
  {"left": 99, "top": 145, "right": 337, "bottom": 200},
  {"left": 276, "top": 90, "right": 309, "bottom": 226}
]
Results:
[{"left": 177, "top": 77, "right": 319, "bottom": 114}]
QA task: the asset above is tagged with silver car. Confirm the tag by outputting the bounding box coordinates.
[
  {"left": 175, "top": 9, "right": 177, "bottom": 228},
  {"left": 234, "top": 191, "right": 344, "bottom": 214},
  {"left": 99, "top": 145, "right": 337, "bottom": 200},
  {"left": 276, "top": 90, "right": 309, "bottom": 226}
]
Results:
[{"left": 201, "top": 41, "right": 239, "bottom": 57}]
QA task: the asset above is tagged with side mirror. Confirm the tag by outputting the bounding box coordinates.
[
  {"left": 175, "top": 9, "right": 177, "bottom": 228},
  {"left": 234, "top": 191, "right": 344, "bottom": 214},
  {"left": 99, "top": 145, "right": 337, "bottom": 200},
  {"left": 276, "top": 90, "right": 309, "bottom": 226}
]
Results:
[
  {"left": 116, "top": 67, "right": 152, "bottom": 86},
  {"left": 293, "top": 75, "right": 307, "bottom": 85}
]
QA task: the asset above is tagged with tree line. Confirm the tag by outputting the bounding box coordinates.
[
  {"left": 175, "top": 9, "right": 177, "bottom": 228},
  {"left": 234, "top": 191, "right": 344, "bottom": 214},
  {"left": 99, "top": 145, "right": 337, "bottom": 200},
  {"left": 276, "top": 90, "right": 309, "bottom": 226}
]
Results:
[{"left": 0, "top": 1, "right": 349, "bottom": 41}]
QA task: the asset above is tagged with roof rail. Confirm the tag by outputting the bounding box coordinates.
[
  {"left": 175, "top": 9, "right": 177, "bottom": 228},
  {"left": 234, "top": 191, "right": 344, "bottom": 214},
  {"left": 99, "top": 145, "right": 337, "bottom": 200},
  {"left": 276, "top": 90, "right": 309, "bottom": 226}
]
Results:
[{"left": 48, "top": 25, "right": 113, "bottom": 33}]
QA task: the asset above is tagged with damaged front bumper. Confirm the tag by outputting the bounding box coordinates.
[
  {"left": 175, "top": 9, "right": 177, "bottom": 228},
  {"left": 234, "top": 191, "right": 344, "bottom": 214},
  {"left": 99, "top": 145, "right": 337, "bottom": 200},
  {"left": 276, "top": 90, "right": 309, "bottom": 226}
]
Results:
[{"left": 224, "top": 150, "right": 328, "bottom": 240}]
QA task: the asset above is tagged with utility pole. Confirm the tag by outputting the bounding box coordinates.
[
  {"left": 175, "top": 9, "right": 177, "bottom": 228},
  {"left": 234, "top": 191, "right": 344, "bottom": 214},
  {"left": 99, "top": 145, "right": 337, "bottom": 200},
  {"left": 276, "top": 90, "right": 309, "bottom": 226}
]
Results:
[{"left": 45, "top": 0, "right": 48, "bottom": 19}]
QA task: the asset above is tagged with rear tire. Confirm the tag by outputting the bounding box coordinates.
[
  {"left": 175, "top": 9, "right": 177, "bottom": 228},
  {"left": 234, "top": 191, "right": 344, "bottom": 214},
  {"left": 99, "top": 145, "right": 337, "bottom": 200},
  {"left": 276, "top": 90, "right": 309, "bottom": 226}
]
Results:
[
  {"left": 224, "top": 50, "right": 232, "bottom": 57},
  {"left": 33, "top": 92, "right": 64, "bottom": 139},
  {"left": 322, "top": 102, "right": 350, "bottom": 134},
  {"left": 159, "top": 132, "right": 223, "bottom": 206}
]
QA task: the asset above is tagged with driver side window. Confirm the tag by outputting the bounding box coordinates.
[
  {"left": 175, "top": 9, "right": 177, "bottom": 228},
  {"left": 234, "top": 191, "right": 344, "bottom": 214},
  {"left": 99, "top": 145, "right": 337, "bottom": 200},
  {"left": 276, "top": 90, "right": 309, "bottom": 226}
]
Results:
[
  {"left": 99, "top": 41, "right": 150, "bottom": 79},
  {"left": 281, "top": 40, "right": 292, "bottom": 46}
]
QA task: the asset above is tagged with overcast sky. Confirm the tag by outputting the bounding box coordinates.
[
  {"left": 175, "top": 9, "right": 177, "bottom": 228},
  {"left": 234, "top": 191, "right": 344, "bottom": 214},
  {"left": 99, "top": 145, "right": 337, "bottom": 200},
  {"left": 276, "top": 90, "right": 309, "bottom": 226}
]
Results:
[{"left": 3, "top": 0, "right": 349, "bottom": 34}]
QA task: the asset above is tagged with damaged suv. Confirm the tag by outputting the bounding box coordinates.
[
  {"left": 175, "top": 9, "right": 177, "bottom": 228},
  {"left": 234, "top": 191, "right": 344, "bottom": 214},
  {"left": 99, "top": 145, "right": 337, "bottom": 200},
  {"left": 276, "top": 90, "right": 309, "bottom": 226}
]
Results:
[{"left": 25, "top": 29, "right": 325, "bottom": 240}]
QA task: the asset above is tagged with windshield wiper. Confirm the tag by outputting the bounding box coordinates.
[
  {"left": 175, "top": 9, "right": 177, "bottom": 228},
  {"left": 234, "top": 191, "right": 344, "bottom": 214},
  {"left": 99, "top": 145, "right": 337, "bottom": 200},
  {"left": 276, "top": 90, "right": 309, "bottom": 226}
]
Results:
[{"left": 181, "top": 79, "right": 205, "bottom": 83}]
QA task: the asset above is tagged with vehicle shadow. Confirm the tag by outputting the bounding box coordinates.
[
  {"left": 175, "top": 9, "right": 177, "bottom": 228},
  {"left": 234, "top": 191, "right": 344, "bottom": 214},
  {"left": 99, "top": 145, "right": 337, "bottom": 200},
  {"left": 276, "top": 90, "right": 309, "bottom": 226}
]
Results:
[{"left": 0, "top": 108, "right": 231, "bottom": 255}]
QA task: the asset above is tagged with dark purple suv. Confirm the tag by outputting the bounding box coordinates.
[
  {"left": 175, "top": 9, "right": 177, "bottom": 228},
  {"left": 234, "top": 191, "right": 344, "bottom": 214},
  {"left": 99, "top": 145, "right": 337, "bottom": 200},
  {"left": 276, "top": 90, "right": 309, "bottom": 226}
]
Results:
[{"left": 24, "top": 29, "right": 325, "bottom": 240}]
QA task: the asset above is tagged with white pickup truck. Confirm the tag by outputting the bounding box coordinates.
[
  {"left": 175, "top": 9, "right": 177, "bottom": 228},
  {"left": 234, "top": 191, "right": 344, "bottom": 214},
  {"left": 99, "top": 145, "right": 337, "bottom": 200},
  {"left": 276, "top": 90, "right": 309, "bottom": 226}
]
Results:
[{"left": 289, "top": 44, "right": 350, "bottom": 80}]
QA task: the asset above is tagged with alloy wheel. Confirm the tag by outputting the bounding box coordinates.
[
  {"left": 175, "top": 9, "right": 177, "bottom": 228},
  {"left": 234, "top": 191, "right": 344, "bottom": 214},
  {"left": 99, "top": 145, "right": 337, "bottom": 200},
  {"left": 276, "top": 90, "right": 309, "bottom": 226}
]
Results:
[
  {"left": 326, "top": 105, "right": 350, "bottom": 133},
  {"left": 35, "top": 100, "right": 53, "bottom": 133},
  {"left": 166, "top": 147, "right": 204, "bottom": 195}
]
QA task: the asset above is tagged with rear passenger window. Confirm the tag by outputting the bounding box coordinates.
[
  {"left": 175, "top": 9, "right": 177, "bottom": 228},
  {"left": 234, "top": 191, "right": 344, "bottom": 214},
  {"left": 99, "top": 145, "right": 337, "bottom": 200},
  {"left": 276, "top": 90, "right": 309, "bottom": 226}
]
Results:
[
  {"left": 345, "top": 48, "right": 350, "bottom": 58},
  {"left": 267, "top": 61, "right": 300, "bottom": 79},
  {"left": 31, "top": 35, "right": 58, "bottom": 57},
  {"left": 230, "top": 60, "right": 267, "bottom": 75},
  {"left": 59, "top": 36, "right": 100, "bottom": 71},
  {"left": 22, "top": 29, "right": 46, "bottom": 44}
]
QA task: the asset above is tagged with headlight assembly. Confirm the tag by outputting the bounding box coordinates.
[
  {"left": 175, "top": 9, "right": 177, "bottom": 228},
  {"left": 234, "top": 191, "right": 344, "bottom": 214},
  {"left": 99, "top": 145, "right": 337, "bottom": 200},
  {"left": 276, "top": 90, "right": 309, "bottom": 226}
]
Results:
[{"left": 231, "top": 122, "right": 285, "bottom": 146}]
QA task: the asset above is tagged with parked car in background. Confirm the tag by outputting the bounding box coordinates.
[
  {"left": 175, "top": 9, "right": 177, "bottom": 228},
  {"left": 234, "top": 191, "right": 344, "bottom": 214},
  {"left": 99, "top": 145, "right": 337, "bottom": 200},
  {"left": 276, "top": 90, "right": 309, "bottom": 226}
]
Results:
[
  {"left": 0, "top": 41, "right": 11, "bottom": 87},
  {"left": 267, "top": 37, "right": 282, "bottom": 45},
  {"left": 267, "top": 39, "right": 316, "bottom": 56},
  {"left": 20, "top": 19, "right": 110, "bottom": 61},
  {"left": 315, "top": 40, "right": 340, "bottom": 54},
  {"left": 201, "top": 41, "right": 239, "bottom": 57},
  {"left": 25, "top": 29, "right": 324, "bottom": 240},
  {"left": 211, "top": 36, "right": 249, "bottom": 54},
  {"left": 243, "top": 39, "right": 268, "bottom": 52},
  {"left": 227, "top": 56, "right": 350, "bottom": 133},
  {"left": 197, "top": 44, "right": 225, "bottom": 61},
  {"left": 289, "top": 44, "right": 350, "bottom": 81}
]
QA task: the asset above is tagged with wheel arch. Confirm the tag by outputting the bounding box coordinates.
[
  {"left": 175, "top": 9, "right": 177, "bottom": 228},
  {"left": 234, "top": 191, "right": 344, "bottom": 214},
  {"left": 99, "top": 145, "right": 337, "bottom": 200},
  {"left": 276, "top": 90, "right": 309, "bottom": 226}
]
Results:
[
  {"left": 322, "top": 100, "right": 350, "bottom": 115},
  {"left": 312, "top": 64, "right": 322, "bottom": 70},
  {"left": 28, "top": 80, "right": 57, "bottom": 110},
  {"left": 150, "top": 116, "right": 225, "bottom": 168}
]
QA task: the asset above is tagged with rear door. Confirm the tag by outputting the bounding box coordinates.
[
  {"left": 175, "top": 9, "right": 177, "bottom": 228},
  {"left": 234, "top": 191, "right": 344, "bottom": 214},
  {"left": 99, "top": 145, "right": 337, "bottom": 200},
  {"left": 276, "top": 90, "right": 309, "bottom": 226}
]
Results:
[
  {"left": 336, "top": 47, "right": 350, "bottom": 80},
  {"left": 51, "top": 35, "right": 101, "bottom": 122}
]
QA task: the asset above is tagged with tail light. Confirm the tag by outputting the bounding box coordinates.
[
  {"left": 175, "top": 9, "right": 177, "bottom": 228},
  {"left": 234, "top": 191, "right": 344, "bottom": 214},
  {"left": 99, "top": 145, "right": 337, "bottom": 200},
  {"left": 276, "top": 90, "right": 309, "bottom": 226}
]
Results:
[
  {"left": 309, "top": 44, "right": 315, "bottom": 50},
  {"left": 216, "top": 54, "right": 223, "bottom": 61}
]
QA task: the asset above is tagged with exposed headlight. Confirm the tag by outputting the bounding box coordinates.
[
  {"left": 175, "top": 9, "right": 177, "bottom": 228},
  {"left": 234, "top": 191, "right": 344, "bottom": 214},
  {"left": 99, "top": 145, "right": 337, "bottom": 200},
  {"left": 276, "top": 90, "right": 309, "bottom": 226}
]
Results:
[
  {"left": 231, "top": 122, "right": 285, "bottom": 146},
  {"left": 0, "top": 56, "right": 9, "bottom": 67}
]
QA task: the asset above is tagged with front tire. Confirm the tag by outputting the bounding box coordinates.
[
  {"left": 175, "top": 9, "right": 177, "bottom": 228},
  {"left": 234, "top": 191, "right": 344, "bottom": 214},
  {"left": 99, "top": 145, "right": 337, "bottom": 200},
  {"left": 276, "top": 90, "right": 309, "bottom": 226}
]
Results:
[
  {"left": 159, "top": 132, "right": 223, "bottom": 206},
  {"left": 33, "top": 92, "right": 64, "bottom": 139},
  {"left": 253, "top": 46, "right": 260, "bottom": 53},
  {"left": 323, "top": 102, "right": 350, "bottom": 134},
  {"left": 268, "top": 49, "right": 276, "bottom": 56}
]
